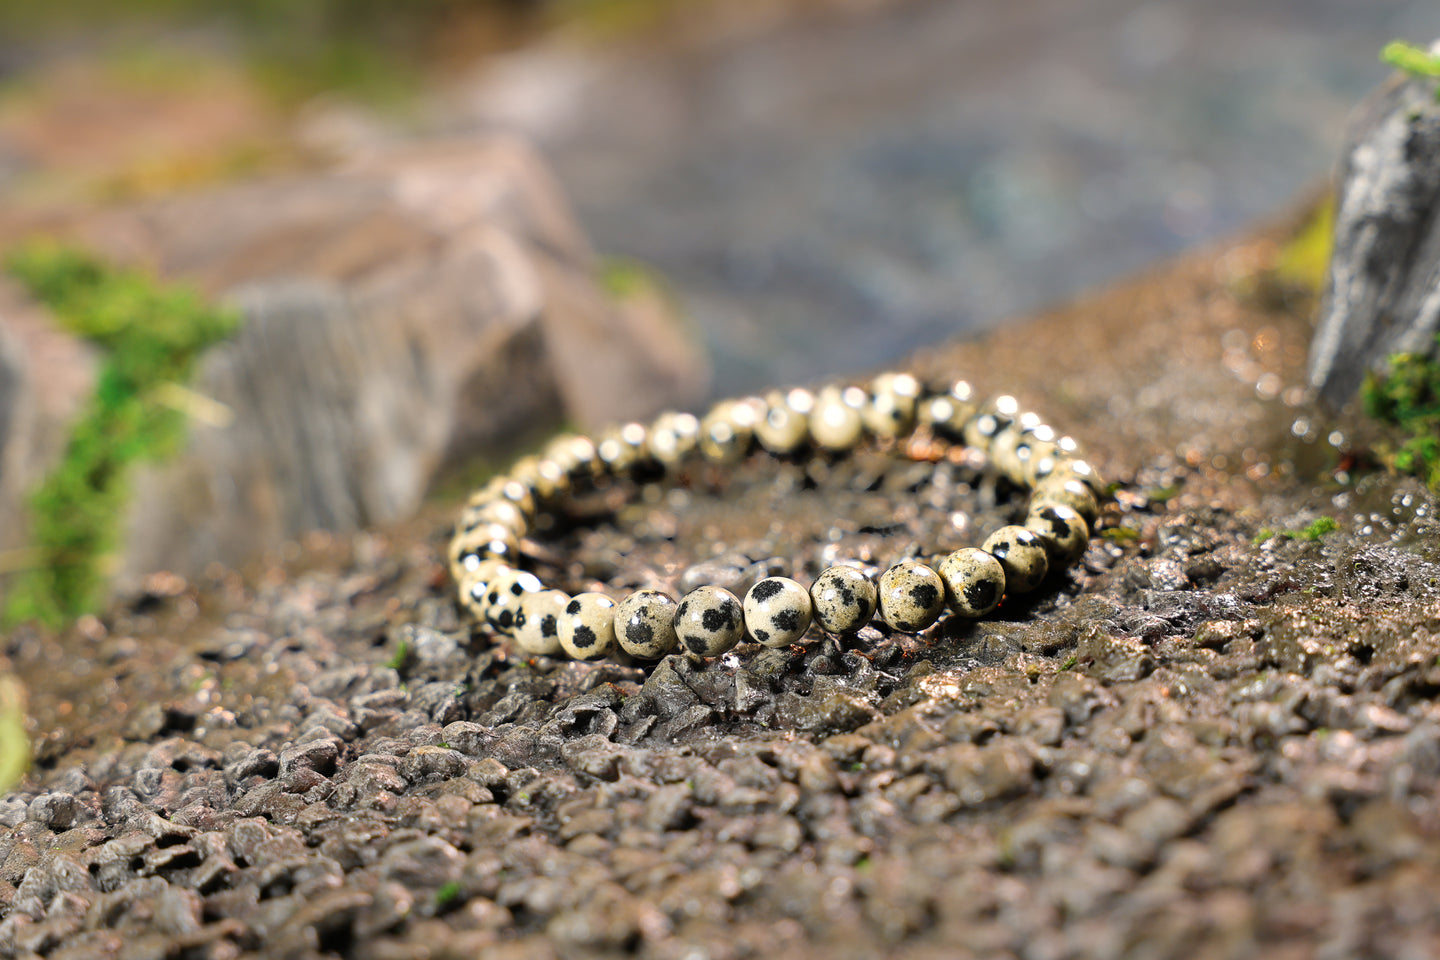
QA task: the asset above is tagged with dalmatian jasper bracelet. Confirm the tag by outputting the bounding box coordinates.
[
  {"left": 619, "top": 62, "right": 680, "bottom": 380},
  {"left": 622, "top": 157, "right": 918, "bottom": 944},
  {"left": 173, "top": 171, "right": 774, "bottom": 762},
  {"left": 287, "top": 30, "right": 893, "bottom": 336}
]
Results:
[{"left": 449, "top": 373, "right": 1105, "bottom": 662}]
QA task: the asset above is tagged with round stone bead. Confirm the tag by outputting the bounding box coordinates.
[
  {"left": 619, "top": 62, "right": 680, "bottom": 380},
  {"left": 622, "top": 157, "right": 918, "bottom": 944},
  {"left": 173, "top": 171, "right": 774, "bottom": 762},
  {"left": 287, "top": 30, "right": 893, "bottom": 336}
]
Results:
[
  {"left": 809, "top": 565, "right": 877, "bottom": 634},
  {"left": 755, "top": 388, "right": 813, "bottom": 455},
  {"left": 675, "top": 586, "right": 746, "bottom": 657},
  {"left": 484, "top": 569, "right": 543, "bottom": 634},
  {"left": 962, "top": 395, "right": 1019, "bottom": 453},
  {"left": 743, "top": 577, "right": 813, "bottom": 647},
  {"left": 981, "top": 525, "right": 1050, "bottom": 594},
  {"left": 1026, "top": 503, "right": 1090, "bottom": 566},
  {"left": 614, "top": 590, "right": 680, "bottom": 659},
  {"left": 450, "top": 521, "right": 520, "bottom": 574},
  {"left": 457, "top": 559, "right": 513, "bottom": 618},
  {"left": 648, "top": 412, "right": 701, "bottom": 468},
  {"left": 475, "top": 475, "right": 536, "bottom": 518},
  {"left": 918, "top": 380, "right": 977, "bottom": 442},
  {"left": 810, "top": 386, "right": 866, "bottom": 452},
  {"left": 461, "top": 497, "right": 529, "bottom": 538},
  {"left": 1032, "top": 455, "right": 1105, "bottom": 496},
  {"left": 877, "top": 561, "right": 946, "bottom": 632},
  {"left": 597, "top": 422, "right": 650, "bottom": 476},
  {"left": 513, "top": 589, "right": 569, "bottom": 656},
  {"left": 862, "top": 372, "right": 922, "bottom": 438},
  {"left": 1031, "top": 475, "right": 1100, "bottom": 527},
  {"left": 558, "top": 592, "right": 617, "bottom": 660},
  {"left": 987, "top": 412, "right": 1045, "bottom": 485},
  {"left": 937, "top": 548, "right": 1006, "bottom": 618},
  {"left": 699, "top": 399, "right": 763, "bottom": 464},
  {"left": 544, "top": 434, "right": 601, "bottom": 481}
]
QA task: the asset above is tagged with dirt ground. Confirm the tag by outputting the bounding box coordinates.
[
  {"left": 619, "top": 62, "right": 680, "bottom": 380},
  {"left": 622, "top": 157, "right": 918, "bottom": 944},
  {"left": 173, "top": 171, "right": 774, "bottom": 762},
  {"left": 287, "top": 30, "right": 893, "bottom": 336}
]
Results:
[{"left": 5, "top": 228, "right": 1440, "bottom": 959}]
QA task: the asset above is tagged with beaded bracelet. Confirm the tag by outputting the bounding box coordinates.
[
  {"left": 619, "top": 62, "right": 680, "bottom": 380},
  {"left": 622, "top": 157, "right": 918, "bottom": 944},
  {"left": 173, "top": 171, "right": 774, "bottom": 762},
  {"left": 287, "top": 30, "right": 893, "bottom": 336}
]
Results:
[{"left": 448, "top": 373, "right": 1104, "bottom": 662}]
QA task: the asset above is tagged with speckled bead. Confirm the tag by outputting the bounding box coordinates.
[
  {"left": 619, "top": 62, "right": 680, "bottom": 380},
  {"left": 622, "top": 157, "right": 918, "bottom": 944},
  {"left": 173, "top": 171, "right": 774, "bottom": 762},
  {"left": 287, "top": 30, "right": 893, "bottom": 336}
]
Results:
[
  {"left": 963, "top": 395, "right": 1019, "bottom": 453},
  {"left": 988, "top": 412, "right": 1045, "bottom": 485},
  {"left": 544, "top": 434, "right": 601, "bottom": 480},
  {"left": 648, "top": 412, "right": 701, "bottom": 468},
  {"left": 1026, "top": 503, "right": 1090, "bottom": 566},
  {"left": 675, "top": 585, "right": 746, "bottom": 656},
  {"left": 513, "top": 589, "right": 569, "bottom": 656},
  {"left": 1031, "top": 474, "right": 1100, "bottom": 527},
  {"left": 810, "top": 386, "right": 866, "bottom": 452},
  {"left": 458, "top": 559, "right": 513, "bottom": 617},
  {"left": 597, "top": 422, "right": 650, "bottom": 475},
  {"left": 450, "top": 521, "right": 520, "bottom": 574},
  {"left": 558, "top": 592, "right": 617, "bottom": 660},
  {"left": 484, "top": 569, "right": 543, "bottom": 634},
  {"left": 863, "top": 372, "right": 922, "bottom": 438},
  {"left": 810, "top": 565, "right": 877, "bottom": 634},
  {"left": 1031, "top": 455, "right": 1105, "bottom": 496},
  {"left": 755, "top": 388, "right": 813, "bottom": 455},
  {"left": 919, "top": 380, "right": 977, "bottom": 442},
  {"left": 877, "top": 560, "right": 946, "bottom": 632},
  {"left": 743, "top": 577, "right": 813, "bottom": 647},
  {"left": 614, "top": 590, "right": 680, "bottom": 659},
  {"left": 461, "top": 497, "right": 529, "bottom": 538},
  {"left": 475, "top": 475, "right": 536, "bottom": 519},
  {"left": 937, "top": 548, "right": 1006, "bottom": 618},
  {"left": 699, "top": 399, "right": 763, "bottom": 464},
  {"left": 981, "top": 525, "right": 1049, "bottom": 594}
]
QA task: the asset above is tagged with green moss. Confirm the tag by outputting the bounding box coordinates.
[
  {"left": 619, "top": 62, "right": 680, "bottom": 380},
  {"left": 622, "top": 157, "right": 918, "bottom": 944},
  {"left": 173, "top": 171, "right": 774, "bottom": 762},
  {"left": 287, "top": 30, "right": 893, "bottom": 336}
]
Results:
[
  {"left": 1, "top": 242, "right": 238, "bottom": 627},
  {"left": 1383, "top": 40, "right": 1440, "bottom": 100},
  {"left": 0, "top": 677, "right": 28, "bottom": 796},
  {"left": 1362, "top": 335, "right": 1440, "bottom": 490},
  {"left": 1254, "top": 516, "right": 1340, "bottom": 545},
  {"left": 386, "top": 639, "right": 411, "bottom": 672},
  {"left": 1273, "top": 196, "right": 1334, "bottom": 296},
  {"left": 433, "top": 880, "right": 463, "bottom": 909}
]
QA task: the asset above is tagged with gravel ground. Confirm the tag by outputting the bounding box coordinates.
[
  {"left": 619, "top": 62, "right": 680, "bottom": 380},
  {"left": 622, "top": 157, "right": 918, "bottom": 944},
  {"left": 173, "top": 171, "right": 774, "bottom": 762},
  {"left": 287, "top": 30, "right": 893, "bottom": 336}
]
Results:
[{"left": 6, "top": 231, "right": 1440, "bottom": 959}]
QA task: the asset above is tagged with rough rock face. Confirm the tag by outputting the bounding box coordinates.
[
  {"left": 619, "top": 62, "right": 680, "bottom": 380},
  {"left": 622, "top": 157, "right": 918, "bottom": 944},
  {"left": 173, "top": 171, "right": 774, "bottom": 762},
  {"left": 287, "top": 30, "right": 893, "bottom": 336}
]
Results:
[
  {"left": 0, "top": 137, "right": 707, "bottom": 584},
  {"left": 1308, "top": 52, "right": 1440, "bottom": 405}
]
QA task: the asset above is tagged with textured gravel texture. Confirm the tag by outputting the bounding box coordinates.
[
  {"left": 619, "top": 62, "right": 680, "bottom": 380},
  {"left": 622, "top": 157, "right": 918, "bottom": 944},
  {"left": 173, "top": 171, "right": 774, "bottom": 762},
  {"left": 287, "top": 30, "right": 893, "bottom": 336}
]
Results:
[{"left": 6, "top": 232, "right": 1440, "bottom": 959}]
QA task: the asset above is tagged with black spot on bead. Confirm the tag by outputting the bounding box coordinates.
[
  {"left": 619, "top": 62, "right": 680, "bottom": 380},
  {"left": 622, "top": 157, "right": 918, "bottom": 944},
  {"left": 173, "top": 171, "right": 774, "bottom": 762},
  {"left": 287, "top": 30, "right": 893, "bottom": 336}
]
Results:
[
  {"left": 566, "top": 599, "right": 582, "bottom": 615},
  {"left": 838, "top": 583, "right": 855, "bottom": 607},
  {"left": 702, "top": 605, "right": 735, "bottom": 633},
  {"left": 751, "top": 579, "right": 784, "bottom": 601},
  {"left": 573, "top": 625, "right": 597, "bottom": 649},
  {"left": 965, "top": 579, "right": 998, "bottom": 609},
  {"left": 677, "top": 600, "right": 690, "bottom": 618},
  {"left": 627, "top": 621, "right": 654, "bottom": 646},
  {"left": 487, "top": 589, "right": 501, "bottom": 605},
  {"left": 910, "top": 582, "right": 939, "bottom": 608},
  {"left": 1040, "top": 506, "right": 1062, "bottom": 523},
  {"left": 509, "top": 581, "right": 525, "bottom": 596},
  {"left": 684, "top": 633, "right": 710, "bottom": 654},
  {"left": 541, "top": 615, "right": 557, "bottom": 638},
  {"left": 754, "top": 628, "right": 771, "bottom": 642},
  {"left": 496, "top": 609, "right": 515, "bottom": 629},
  {"left": 991, "top": 540, "right": 1013, "bottom": 560},
  {"left": 772, "top": 609, "right": 801, "bottom": 632}
]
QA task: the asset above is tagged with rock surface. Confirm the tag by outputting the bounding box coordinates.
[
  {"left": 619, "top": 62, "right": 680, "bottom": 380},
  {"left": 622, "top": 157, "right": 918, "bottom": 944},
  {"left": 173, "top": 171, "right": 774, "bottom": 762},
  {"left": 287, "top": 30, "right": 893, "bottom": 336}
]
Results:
[
  {"left": 6, "top": 227, "right": 1440, "bottom": 958},
  {"left": 0, "top": 137, "right": 707, "bottom": 584},
  {"left": 1309, "top": 52, "right": 1440, "bottom": 405}
]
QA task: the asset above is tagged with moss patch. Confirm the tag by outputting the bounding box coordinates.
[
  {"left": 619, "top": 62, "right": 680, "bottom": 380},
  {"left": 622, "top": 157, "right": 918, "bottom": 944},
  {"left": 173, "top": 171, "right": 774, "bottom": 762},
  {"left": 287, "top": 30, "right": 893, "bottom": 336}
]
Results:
[
  {"left": 2, "top": 243, "right": 238, "bottom": 627},
  {"left": 0, "top": 676, "right": 27, "bottom": 795},
  {"left": 1383, "top": 40, "right": 1440, "bottom": 99},
  {"left": 1362, "top": 336, "right": 1440, "bottom": 491}
]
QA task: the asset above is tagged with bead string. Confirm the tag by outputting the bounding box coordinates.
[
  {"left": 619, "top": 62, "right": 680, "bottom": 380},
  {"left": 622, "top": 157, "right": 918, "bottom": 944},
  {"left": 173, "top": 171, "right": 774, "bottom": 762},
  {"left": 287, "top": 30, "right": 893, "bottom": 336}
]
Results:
[{"left": 449, "top": 373, "right": 1105, "bottom": 662}]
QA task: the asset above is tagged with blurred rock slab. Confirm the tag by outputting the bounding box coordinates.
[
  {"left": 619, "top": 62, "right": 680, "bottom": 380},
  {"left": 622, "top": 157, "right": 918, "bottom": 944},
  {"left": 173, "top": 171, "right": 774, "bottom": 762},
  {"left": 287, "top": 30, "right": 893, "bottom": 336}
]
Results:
[
  {"left": 1308, "top": 57, "right": 1440, "bottom": 405},
  {"left": 0, "top": 137, "right": 707, "bottom": 584}
]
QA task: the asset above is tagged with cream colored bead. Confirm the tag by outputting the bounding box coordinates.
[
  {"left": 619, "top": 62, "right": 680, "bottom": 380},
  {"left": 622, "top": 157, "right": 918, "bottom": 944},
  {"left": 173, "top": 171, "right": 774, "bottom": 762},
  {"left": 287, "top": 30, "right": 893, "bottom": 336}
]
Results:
[
  {"left": 544, "top": 434, "right": 601, "bottom": 481},
  {"left": 1032, "top": 455, "right": 1105, "bottom": 496},
  {"left": 675, "top": 585, "right": 746, "bottom": 656},
  {"left": 1025, "top": 503, "right": 1090, "bottom": 566},
  {"left": 1031, "top": 474, "right": 1100, "bottom": 527},
  {"left": 743, "top": 577, "right": 813, "bottom": 647},
  {"left": 862, "top": 372, "right": 922, "bottom": 438},
  {"left": 597, "top": 422, "right": 650, "bottom": 476},
  {"left": 877, "top": 560, "right": 946, "bottom": 632},
  {"left": 449, "top": 521, "right": 520, "bottom": 574},
  {"left": 809, "top": 565, "right": 877, "bottom": 633},
  {"left": 755, "top": 388, "right": 813, "bottom": 455},
  {"left": 484, "top": 569, "right": 543, "bottom": 634},
  {"left": 457, "top": 560, "right": 513, "bottom": 617},
  {"left": 810, "top": 386, "right": 866, "bottom": 452},
  {"left": 988, "top": 412, "right": 1046, "bottom": 485},
  {"left": 461, "top": 498, "right": 528, "bottom": 539},
  {"left": 937, "top": 548, "right": 1005, "bottom": 618},
  {"left": 558, "top": 592, "right": 617, "bottom": 660},
  {"left": 614, "top": 590, "right": 680, "bottom": 659},
  {"left": 962, "top": 396, "right": 1019, "bottom": 453},
  {"left": 648, "top": 411, "right": 701, "bottom": 468},
  {"left": 699, "top": 398, "right": 763, "bottom": 464},
  {"left": 981, "top": 525, "right": 1049, "bottom": 594},
  {"left": 514, "top": 589, "right": 569, "bottom": 656},
  {"left": 918, "top": 380, "right": 977, "bottom": 441},
  {"left": 473, "top": 475, "right": 536, "bottom": 518}
]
